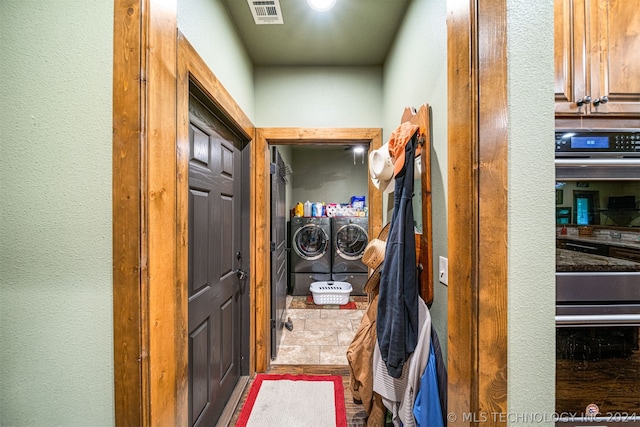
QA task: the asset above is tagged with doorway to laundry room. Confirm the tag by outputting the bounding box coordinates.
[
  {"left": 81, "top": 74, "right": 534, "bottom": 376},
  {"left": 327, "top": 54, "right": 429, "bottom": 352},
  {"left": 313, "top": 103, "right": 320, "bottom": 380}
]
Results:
[{"left": 269, "top": 141, "right": 376, "bottom": 366}]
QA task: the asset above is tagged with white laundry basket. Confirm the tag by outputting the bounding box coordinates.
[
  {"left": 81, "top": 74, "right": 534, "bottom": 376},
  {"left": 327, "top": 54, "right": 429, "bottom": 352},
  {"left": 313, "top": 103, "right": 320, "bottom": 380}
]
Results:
[{"left": 310, "top": 281, "right": 353, "bottom": 305}]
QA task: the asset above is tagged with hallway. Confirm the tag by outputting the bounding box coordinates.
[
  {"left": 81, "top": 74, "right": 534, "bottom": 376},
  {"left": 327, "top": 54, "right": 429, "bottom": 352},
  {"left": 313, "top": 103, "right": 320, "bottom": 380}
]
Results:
[
  {"left": 227, "top": 295, "right": 370, "bottom": 425},
  {"left": 272, "top": 296, "right": 366, "bottom": 365},
  {"left": 229, "top": 365, "right": 369, "bottom": 427}
]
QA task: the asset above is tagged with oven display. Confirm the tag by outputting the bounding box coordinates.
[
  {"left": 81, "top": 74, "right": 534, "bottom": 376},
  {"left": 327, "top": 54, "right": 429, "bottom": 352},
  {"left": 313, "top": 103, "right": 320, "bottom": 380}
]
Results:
[
  {"left": 570, "top": 136, "right": 609, "bottom": 149},
  {"left": 555, "top": 130, "right": 640, "bottom": 155}
]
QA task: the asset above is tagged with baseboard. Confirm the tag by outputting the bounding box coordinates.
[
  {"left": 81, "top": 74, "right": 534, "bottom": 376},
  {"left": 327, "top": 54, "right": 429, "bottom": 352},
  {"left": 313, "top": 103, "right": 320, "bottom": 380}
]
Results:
[{"left": 216, "top": 375, "right": 250, "bottom": 427}]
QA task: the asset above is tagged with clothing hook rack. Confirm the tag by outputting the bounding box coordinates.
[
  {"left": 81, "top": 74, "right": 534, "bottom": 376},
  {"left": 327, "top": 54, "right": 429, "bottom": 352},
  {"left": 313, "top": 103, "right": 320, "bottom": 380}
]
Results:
[{"left": 399, "top": 103, "right": 433, "bottom": 305}]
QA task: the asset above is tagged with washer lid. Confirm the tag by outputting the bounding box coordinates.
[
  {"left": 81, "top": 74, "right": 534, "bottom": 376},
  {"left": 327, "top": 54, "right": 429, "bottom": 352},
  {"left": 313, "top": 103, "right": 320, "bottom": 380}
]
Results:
[
  {"left": 335, "top": 224, "right": 368, "bottom": 260},
  {"left": 293, "top": 224, "right": 329, "bottom": 260}
]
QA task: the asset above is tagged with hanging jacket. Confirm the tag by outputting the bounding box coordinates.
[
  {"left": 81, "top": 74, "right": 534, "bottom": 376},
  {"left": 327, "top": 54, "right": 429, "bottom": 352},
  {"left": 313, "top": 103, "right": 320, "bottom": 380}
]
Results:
[
  {"left": 372, "top": 297, "right": 432, "bottom": 427},
  {"left": 346, "top": 291, "right": 387, "bottom": 427},
  {"left": 377, "top": 132, "right": 419, "bottom": 379},
  {"left": 347, "top": 295, "right": 379, "bottom": 415}
]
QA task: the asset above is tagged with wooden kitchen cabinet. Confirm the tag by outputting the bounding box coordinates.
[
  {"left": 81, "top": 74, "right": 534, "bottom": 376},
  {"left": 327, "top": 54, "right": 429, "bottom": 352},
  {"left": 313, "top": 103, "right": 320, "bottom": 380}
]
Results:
[
  {"left": 609, "top": 246, "right": 640, "bottom": 263},
  {"left": 554, "top": 0, "right": 640, "bottom": 116}
]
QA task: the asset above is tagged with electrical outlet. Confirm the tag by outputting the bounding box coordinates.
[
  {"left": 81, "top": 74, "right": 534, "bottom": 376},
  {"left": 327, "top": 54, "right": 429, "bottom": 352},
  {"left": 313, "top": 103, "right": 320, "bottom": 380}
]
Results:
[{"left": 438, "top": 256, "right": 448, "bottom": 285}]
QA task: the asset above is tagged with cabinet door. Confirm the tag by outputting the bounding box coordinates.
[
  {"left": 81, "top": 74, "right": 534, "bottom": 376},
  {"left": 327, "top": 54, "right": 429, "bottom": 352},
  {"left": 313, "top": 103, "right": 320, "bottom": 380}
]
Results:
[
  {"left": 554, "top": 0, "right": 588, "bottom": 115},
  {"left": 609, "top": 246, "right": 640, "bottom": 263},
  {"left": 588, "top": 0, "right": 640, "bottom": 114}
]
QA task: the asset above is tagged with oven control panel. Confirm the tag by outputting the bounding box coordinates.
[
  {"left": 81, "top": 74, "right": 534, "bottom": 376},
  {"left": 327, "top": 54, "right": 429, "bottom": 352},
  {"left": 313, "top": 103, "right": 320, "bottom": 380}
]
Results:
[{"left": 556, "top": 130, "right": 640, "bottom": 156}]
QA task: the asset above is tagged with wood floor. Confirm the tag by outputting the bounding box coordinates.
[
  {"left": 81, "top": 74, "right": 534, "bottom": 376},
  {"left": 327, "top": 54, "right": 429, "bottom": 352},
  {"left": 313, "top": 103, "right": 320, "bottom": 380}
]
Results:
[{"left": 228, "top": 365, "right": 369, "bottom": 427}]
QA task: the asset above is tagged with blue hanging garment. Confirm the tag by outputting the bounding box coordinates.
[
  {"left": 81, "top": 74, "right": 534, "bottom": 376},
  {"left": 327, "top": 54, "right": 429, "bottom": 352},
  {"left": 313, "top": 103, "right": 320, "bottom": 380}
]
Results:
[{"left": 412, "top": 344, "right": 443, "bottom": 427}]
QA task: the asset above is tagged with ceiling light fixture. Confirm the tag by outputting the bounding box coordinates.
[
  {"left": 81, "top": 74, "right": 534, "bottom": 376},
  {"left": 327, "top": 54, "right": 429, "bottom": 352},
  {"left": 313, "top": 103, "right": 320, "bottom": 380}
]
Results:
[
  {"left": 307, "top": 0, "right": 336, "bottom": 12},
  {"left": 352, "top": 146, "right": 365, "bottom": 165}
]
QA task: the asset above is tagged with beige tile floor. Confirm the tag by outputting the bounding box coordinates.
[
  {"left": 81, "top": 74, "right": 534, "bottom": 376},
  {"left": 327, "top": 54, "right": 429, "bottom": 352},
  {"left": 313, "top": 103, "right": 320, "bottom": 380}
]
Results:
[{"left": 271, "top": 296, "right": 365, "bottom": 365}]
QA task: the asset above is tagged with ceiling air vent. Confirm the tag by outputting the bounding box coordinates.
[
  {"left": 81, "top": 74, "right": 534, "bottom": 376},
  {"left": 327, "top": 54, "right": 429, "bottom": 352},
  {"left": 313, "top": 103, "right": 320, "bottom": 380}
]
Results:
[{"left": 247, "top": 0, "right": 284, "bottom": 25}]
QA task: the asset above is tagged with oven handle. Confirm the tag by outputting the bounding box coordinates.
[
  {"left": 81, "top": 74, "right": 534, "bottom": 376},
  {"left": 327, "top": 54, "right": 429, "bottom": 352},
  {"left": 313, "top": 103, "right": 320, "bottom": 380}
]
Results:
[
  {"left": 556, "top": 313, "right": 640, "bottom": 326},
  {"left": 555, "top": 158, "right": 640, "bottom": 167},
  {"left": 564, "top": 242, "right": 599, "bottom": 251}
]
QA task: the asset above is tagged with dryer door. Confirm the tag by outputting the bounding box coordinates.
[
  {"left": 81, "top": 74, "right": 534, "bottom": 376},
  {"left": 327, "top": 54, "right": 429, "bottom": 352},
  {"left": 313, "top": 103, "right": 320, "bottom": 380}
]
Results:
[
  {"left": 335, "top": 223, "right": 368, "bottom": 260},
  {"left": 293, "top": 224, "right": 329, "bottom": 260}
]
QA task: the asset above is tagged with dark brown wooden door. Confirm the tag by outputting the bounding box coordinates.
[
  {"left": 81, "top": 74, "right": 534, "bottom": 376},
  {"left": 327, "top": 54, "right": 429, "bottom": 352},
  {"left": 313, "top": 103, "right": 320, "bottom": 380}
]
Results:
[{"left": 188, "top": 94, "right": 243, "bottom": 427}]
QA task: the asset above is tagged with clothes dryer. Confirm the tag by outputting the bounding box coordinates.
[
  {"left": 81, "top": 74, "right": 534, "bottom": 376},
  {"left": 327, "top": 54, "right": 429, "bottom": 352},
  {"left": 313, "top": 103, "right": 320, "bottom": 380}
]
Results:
[
  {"left": 331, "top": 217, "right": 368, "bottom": 295},
  {"left": 290, "top": 216, "right": 332, "bottom": 295},
  {"left": 332, "top": 216, "right": 368, "bottom": 272}
]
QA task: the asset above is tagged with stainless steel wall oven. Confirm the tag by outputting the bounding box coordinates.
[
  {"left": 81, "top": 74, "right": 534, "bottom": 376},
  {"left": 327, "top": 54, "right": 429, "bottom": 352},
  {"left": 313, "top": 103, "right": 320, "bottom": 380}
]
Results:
[{"left": 555, "top": 130, "right": 640, "bottom": 427}]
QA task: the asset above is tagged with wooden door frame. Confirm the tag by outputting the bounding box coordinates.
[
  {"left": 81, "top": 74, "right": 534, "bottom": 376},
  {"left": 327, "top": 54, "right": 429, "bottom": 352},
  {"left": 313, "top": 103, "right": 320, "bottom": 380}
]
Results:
[
  {"left": 112, "top": 1, "right": 181, "bottom": 425},
  {"left": 253, "top": 128, "right": 383, "bottom": 372},
  {"left": 113, "top": 0, "right": 509, "bottom": 425},
  {"left": 447, "top": 0, "right": 508, "bottom": 423},
  {"left": 112, "top": 0, "right": 255, "bottom": 424}
]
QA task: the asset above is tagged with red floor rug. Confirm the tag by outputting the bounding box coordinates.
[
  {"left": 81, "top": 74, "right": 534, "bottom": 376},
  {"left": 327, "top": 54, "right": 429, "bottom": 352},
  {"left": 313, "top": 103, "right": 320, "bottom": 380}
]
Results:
[
  {"left": 289, "top": 295, "right": 368, "bottom": 310},
  {"left": 236, "top": 373, "right": 347, "bottom": 427}
]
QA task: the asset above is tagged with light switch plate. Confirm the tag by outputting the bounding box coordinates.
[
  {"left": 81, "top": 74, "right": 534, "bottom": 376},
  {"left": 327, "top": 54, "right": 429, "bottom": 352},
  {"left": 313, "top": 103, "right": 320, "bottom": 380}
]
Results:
[{"left": 438, "top": 256, "right": 448, "bottom": 285}]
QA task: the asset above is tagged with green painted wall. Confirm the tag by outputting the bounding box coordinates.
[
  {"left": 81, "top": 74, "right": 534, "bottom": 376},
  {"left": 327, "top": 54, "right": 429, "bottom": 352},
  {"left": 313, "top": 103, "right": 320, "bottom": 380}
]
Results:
[
  {"left": 384, "top": 0, "right": 556, "bottom": 423},
  {"left": 382, "top": 0, "right": 449, "bottom": 359},
  {"left": 0, "top": 1, "right": 114, "bottom": 426},
  {"left": 178, "top": 0, "right": 255, "bottom": 120},
  {"left": 0, "top": 0, "right": 556, "bottom": 425},
  {"left": 254, "top": 65, "right": 383, "bottom": 127},
  {"left": 290, "top": 146, "right": 369, "bottom": 208},
  {"left": 507, "top": 1, "right": 556, "bottom": 424}
]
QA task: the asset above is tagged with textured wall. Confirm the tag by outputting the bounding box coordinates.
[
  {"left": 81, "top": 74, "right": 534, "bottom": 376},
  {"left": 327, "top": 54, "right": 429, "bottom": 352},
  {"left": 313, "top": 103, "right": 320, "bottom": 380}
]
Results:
[
  {"left": 0, "top": 1, "right": 114, "bottom": 426},
  {"left": 290, "top": 146, "right": 369, "bottom": 209},
  {"left": 254, "top": 66, "right": 383, "bottom": 127},
  {"left": 382, "top": 0, "right": 449, "bottom": 359},
  {"left": 178, "top": 0, "right": 255, "bottom": 120},
  {"left": 507, "top": 1, "right": 556, "bottom": 423}
]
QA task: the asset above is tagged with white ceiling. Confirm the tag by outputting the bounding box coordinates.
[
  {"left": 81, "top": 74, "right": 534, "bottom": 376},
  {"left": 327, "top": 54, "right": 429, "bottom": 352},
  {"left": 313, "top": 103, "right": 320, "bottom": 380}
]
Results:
[{"left": 220, "top": 0, "right": 411, "bottom": 66}]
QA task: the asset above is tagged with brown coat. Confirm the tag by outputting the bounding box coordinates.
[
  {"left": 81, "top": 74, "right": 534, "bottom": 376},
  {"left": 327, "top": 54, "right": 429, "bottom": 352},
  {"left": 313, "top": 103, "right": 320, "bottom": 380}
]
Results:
[{"left": 347, "top": 295, "right": 386, "bottom": 426}]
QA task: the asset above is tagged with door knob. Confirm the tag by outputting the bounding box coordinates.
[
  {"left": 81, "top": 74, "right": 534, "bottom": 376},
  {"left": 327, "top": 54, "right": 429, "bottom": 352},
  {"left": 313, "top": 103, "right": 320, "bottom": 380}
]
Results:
[
  {"left": 576, "top": 96, "right": 591, "bottom": 107},
  {"left": 235, "top": 269, "right": 248, "bottom": 280},
  {"left": 593, "top": 96, "right": 609, "bottom": 107}
]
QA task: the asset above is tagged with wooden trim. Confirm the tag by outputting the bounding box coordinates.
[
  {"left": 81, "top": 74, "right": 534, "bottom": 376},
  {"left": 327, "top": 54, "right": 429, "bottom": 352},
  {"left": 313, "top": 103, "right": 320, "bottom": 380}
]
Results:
[
  {"left": 447, "top": 0, "right": 479, "bottom": 422},
  {"left": 112, "top": 0, "right": 146, "bottom": 424},
  {"left": 112, "top": 0, "right": 181, "bottom": 425},
  {"left": 113, "top": 0, "right": 512, "bottom": 423},
  {"left": 177, "top": 33, "right": 256, "bottom": 380},
  {"left": 146, "top": 2, "right": 179, "bottom": 425},
  {"left": 477, "top": 0, "right": 508, "bottom": 416},
  {"left": 176, "top": 33, "right": 256, "bottom": 423},
  {"left": 113, "top": 1, "right": 257, "bottom": 425},
  {"left": 175, "top": 33, "right": 191, "bottom": 427},
  {"left": 178, "top": 36, "right": 254, "bottom": 139},
  {"left": 447, "top": 0, "right": 508, "bottom": 424},
  {"left": 401, "top": 104, "right": 434, "bottom": 305},
  {"left": 556, "top": 116, "right": 640, "bottom": 129},
  {"left": 253, "top": 128, "right": 383, "bottom": 372}
]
